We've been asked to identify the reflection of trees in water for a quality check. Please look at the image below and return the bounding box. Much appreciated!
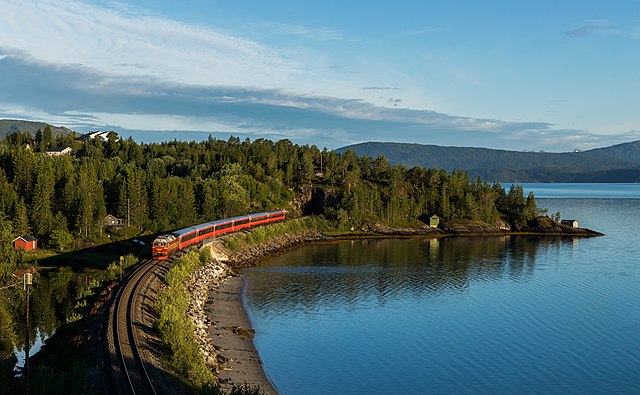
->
[245,236,576,314]
[1,267,86,354]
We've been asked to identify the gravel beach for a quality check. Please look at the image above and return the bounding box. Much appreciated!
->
[206,275,278,394]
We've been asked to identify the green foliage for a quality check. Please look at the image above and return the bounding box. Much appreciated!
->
[154,250,216,390]
[49,229,73,251]
[0,214,17,272]
[0,297,17,355]
[104,254,138,281]
[199,247,212,264]
[223,217,323,252]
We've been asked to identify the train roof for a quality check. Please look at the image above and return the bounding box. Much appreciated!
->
[172,225,200,236]
[154,234,177,242]
[170,209,286,237]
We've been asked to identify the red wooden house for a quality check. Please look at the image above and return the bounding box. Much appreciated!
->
[13,236,38,251]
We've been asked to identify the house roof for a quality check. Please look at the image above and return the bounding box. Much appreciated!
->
[14,235,37,242]
[47,146,71,152]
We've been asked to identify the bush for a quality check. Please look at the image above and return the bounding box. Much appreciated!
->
[49,229,74,251]
[103,254,139,281]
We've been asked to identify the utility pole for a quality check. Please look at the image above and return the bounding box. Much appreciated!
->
[127,198,130,227]
[24,272,32,395]
[2,271,33,394]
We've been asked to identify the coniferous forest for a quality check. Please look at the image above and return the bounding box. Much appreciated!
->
[0,127,538,272]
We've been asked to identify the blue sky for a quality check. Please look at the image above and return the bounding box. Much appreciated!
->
[1,0,640,151]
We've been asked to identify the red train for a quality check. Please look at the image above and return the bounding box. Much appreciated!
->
[151,209,287,260]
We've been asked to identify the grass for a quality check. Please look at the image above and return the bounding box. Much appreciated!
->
[222,217,328,252]
[154,250,216,390]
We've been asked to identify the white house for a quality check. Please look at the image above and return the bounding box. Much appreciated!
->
[45,147,73,156]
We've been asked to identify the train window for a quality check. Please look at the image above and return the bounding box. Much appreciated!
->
[182,232,197,242]
[162,242,166,246]
[200,226,214,236]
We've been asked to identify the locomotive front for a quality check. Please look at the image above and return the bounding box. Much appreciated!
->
[151,234,178,260]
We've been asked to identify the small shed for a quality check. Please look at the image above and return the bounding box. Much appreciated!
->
[561,219,579,228]
[103,214,124,227]
[13,236,38,250]
[429,214,441,228]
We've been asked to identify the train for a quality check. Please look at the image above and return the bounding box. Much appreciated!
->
[151,209,287,260]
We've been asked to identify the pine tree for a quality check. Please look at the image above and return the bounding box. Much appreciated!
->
[13,198,30,235]
[75,163,97,237]
[31,158,55,239]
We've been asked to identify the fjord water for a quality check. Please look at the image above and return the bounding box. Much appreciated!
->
[243,185,640,394]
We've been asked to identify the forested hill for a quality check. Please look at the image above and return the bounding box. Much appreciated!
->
[0,119,75,139]
[336,141,640,183]
[0,131,541,269]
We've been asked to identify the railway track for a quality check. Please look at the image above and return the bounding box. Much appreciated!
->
[111,259,159,395]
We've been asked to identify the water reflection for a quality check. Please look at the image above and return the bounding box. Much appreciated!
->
[0,267,98,372]
[244,236,578,316]
[245,198,640,395]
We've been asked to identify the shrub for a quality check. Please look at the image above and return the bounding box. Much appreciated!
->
[223,217,317,252]
[154,250,216,390]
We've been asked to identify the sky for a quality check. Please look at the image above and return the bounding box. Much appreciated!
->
[1,0,640,151]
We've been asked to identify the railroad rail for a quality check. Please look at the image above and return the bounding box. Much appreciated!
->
[111,259,159,395]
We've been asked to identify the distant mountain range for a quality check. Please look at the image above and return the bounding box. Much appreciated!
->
[3,119,639,183]
[0,119,75,139]
[336,141,640,183]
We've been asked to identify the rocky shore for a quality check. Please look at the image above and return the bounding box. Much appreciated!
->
[184,230,323,393]
[184,222,602,393]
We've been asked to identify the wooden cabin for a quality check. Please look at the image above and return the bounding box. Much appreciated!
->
[103,214,124,227]
[13,236,38,250]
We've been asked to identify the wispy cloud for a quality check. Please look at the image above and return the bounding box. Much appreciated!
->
[397,26,444,37]
[0,0,299,87]
[363,86,402,90]
[1,49,619,151]
[566,20,617,38]
[262,21,352,42]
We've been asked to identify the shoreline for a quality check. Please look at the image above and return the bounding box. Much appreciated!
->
[194,225,603,393]
[193,231,322,393]
[205,275,278,394]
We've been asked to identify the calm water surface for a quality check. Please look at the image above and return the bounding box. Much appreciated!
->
[243,185,640,394]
